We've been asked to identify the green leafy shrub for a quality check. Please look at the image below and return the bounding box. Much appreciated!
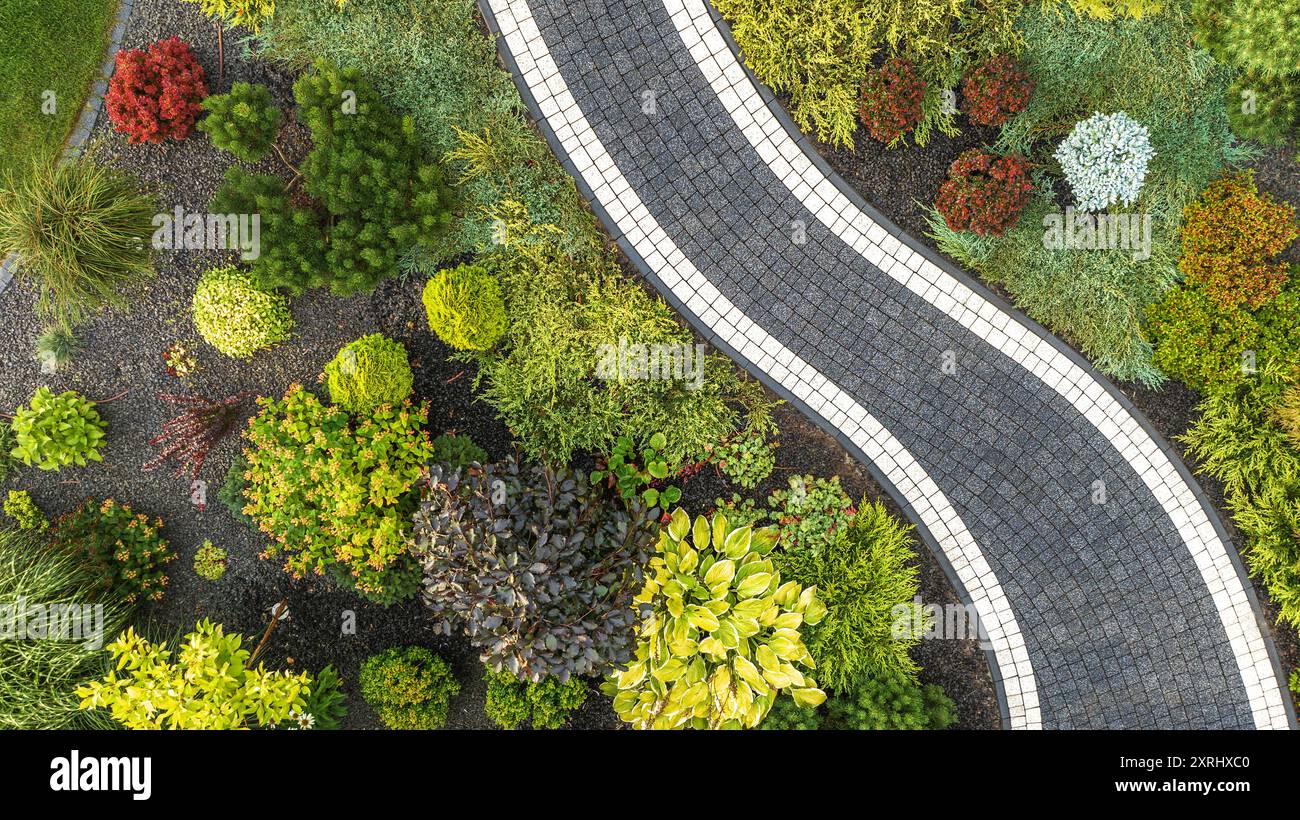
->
[0,155,155,328]
[1178,173,1296,310]
[934,149,1033,237]
[591,432,682,509]
[702,423,778,490]
[1147,285,1259,394]
[192,266,294,359]
[54,498,176,605]
[422,263,507,351]
[241,384,432,604]
[1226,70,1300,146]
[10,388,107,471]
[412,456,656,681]
[774,501,923,693]
[428,433,487,471]
[181,0,277,33]
[194,539,227,581]
[301,664,348,729]
[0,422,14,484]
[0,527,131,730]
[484,668,589,730]
[198,82,282,162]
[757,696,823,730]
[3,490,46,531]
[858,58,926,146]
[324,333,415,415]
[211,60,455,296]
[603,509,828,729]
[77,620,312,729]
[766,475,856,556]
[1192,0,1300,80]
[359,646,459,730]
[824,673,956,729]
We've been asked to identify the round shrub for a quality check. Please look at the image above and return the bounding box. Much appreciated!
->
[0,156,155,328]
[824,673,956,729]
[54,498,176,605]
[857,58,925,145]
[421,263,507,351]
[484,668,589,730]
[359,646,459,730]
[1179,173,1296,310]
[197,82,282,163]
[429,433,487,471]
[961,54,1034,127]
[1053,111,1155,211]
[10,387,107,471]
[935,149,1033,237]
[193,539,227,581]
[773,500,923,693]
[758,697,822,730]
[323,334,414,415]
[192,266,294,359]
[106,37,208,144]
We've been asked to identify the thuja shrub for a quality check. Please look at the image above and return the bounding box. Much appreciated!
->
[359,646,459,730]
[774,501,923,693]
[197,82,282,162]
[1179,173,1297,310]
[192,266,294,359]
[421,263,507,351]
[0,156,155,328]
[603,509,828,730]
[324,333,414,415]
[412,456,656,681]
[484,668,589,730]
[77,621,312,729]
[106,37,208,144]
[241,384,432,605]
[180,0,277,33]
[10,388,106,471]
[961,54,1033,127]
[935,149,1033,237]
[211,60,455,296]
[54,498,176,605]
[858,58,926,146]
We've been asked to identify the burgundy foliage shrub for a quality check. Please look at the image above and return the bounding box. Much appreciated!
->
[858,58,926,145]
[106,37,208,144]
[961,54,1034,127]
[935,149,1034,237]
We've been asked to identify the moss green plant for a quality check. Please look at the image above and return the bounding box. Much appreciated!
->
[323,333,415,415]
[359,646,460,730]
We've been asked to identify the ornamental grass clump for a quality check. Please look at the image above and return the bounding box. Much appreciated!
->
[53,498,176,605]
[935,149,1034,236]
[9,388,107,471]
[1054,111,1155,211]
[240,384,432,604]
[422,263,507,351]
[192,266,295,359]
[603,509,827,729]
[359,646,459,730]
[197,82,282,162]
[0,156,155,328]
[323,334,414,415]
[412,456,656,681]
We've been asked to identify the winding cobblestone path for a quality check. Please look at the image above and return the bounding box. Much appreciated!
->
[479,0,1296,728]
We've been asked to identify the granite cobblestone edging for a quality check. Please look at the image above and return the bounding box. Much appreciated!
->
[478,0,1297,729]
[0,0,135,295]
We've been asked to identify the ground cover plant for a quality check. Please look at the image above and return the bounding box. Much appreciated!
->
[0,0,119,181]
[359,646,459,730]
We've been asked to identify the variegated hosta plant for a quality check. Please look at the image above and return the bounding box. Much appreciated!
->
[603,509,827,729]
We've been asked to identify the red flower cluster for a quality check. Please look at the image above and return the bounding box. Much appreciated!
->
[858,58,925,145]
[961,54,1034,127]
[935,149,1033,237]
[106,37,208,144]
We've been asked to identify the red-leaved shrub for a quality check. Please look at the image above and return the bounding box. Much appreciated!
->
[961,54,1034,127]
[858,58,925,145]
[106,37,208,144]
[1180,172,1298,310]
[935,149,1033,237]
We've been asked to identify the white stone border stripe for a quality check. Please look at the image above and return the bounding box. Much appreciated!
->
[665,0,1288,728]
[487,0,1042,729]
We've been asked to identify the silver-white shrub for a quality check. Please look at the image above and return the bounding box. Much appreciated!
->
[1053,111,1155,211]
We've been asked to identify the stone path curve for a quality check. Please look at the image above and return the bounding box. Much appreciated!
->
[479,0,1296,729]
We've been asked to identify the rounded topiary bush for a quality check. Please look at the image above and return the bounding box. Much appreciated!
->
[10,387,107,471]
[192,266,294,359]
[324,333,415,415]
[935,149,1034,237]
[422,263,507,351]
[197,82,282,162]
[359,646,460,730]
[1053,111,1155,211]
[961,54,1034,127]
[857,58,925,145]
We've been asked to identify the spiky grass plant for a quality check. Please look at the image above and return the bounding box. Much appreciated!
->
[143,392,250,479]
[34,324,83,372]
[0,527,131,729]
[0,156,155,328]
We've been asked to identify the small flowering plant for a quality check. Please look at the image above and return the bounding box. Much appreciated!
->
[162,341,199,379]
[54,498,176,604]
[1054,111,1155,211]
